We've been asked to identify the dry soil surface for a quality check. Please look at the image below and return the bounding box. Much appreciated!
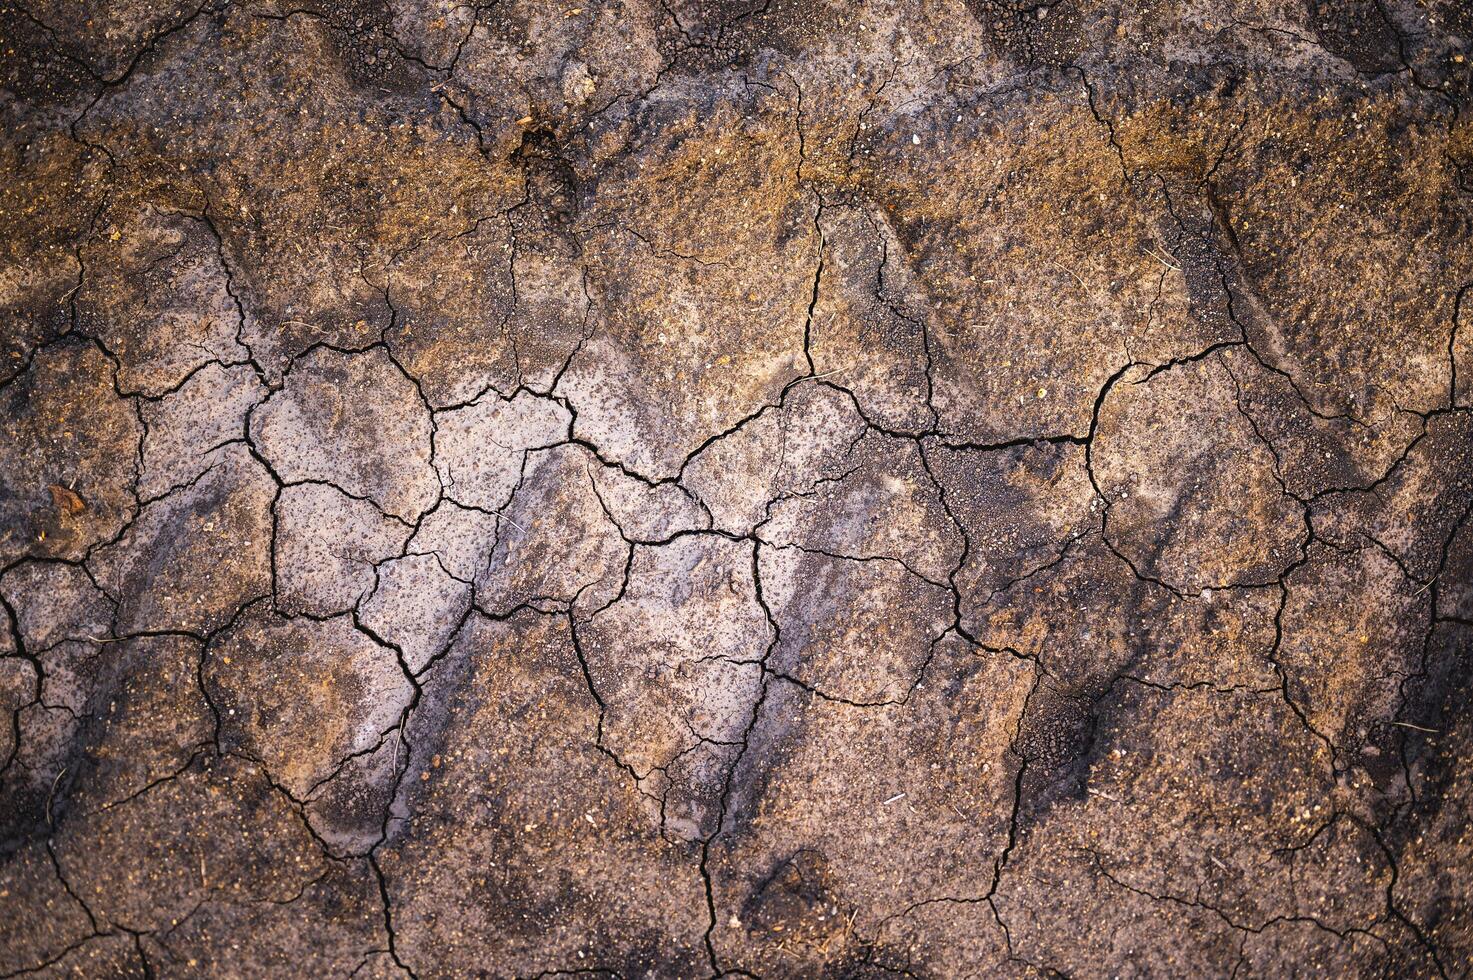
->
[2,0,1473,976]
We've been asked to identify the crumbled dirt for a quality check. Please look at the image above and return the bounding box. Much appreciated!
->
[2,0,1472,976]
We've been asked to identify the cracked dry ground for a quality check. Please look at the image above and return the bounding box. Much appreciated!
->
[3,2,1473,979]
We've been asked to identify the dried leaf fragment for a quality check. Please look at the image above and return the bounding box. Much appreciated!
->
[47,484,85,517]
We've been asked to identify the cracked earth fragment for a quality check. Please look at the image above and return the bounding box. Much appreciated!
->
[2,0,1472,976]
[251,346,439,522]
